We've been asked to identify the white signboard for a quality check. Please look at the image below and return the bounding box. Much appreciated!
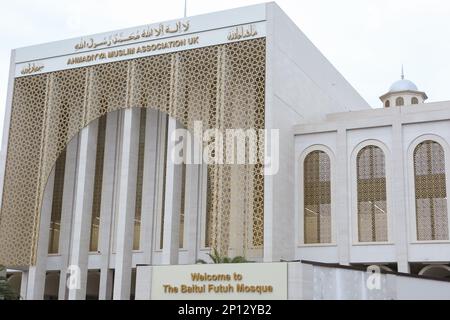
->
[13,4,267,78]
[146,263,287,300]
[15,22,265,78]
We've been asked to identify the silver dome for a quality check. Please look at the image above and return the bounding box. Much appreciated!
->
[389,79,418,92]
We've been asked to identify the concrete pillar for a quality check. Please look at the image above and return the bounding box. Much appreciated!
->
[97,111,119,300]
[26,171,55,300]
[287,262,304,300]
[20,271,28,300]
[336,128,350,265]
[57,134,79,300]
[0,50,17,212]
[161,117,183,265]
[301,263,314,300]
[392,121,410,273]
[67,121,99,300]
[263,2,275,263]
[99,269,114,300]
[113,108,141,300]
[140,109,159,265]
[135,266,153,300]
[185,163,201,263]
[198,164,209,251]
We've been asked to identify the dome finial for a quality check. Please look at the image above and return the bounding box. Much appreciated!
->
[401,64,404,80]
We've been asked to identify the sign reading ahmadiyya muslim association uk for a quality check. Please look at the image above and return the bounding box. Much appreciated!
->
[150,263,287,300]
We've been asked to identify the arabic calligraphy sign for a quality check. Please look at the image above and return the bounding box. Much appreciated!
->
[75,20,190,51]
[227,24,258,41]
[15,21,265,78]
[20,63,44,75]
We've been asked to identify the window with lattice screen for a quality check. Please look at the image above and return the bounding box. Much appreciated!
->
[356,145,388,242]
[303,151,332,244]
[414,140,449,241]
[396,97,404,106]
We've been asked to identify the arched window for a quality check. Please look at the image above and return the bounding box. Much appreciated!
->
[411,97,419,105]
[396,97,404,106]
[356,145,388,242]
[384,100,390,108]
[304,150,331,244]
[413,140,449,240]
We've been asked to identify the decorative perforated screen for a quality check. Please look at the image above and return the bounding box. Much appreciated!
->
[0,38,266,266]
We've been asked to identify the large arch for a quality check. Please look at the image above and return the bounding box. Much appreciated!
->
[0,38,266,267]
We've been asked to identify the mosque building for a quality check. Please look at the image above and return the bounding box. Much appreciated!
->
[1,3,450,300]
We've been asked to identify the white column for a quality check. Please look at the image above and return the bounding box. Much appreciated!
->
[185,164,201,263]
[263,8,275,262]
[154,112,168,253]
[67,121,99,300]
[0,50,16,212]
[20,271,28,299]
[57,134,79,300]
[26,171,55,300]
[140,109,159,265]
[99,269,114,300]
[336,128,350,265]
[198,164,209,253]
[113,108,141,300]
[135,266,152,300]
[392,121,410,273]
[98,111,119,300]
[161,117,183,265]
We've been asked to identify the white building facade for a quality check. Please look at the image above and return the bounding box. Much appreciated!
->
[295,78,450,279]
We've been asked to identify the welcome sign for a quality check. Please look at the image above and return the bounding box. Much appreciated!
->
[137,263,287,300]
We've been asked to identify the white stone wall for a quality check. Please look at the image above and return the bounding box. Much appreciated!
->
[21,109,197,300]
[9,3,373,299]
[294,102,450,270]
[296,262,450,300]
[263,3,369,263]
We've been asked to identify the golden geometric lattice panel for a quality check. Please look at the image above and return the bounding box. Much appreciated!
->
[303,151,332,244]
[414,140,449,241]
[0,38,266,267]
[356,145,388,242]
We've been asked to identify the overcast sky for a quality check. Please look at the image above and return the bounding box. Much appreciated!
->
[1,0,450,141]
